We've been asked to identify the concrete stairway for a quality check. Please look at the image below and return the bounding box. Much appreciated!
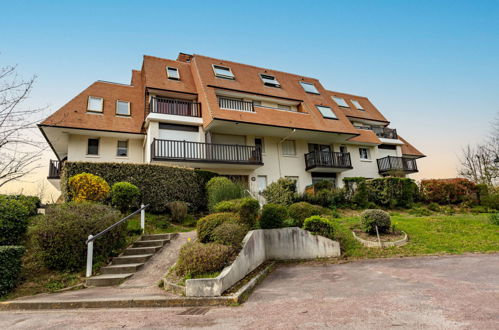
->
[86,233,175,287]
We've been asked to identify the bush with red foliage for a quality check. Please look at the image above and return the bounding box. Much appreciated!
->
[420,178,477,205]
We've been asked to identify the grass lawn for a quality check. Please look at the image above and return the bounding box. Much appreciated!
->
[336,213,499,259]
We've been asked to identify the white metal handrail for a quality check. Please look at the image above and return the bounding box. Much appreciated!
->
[86,204,148,277]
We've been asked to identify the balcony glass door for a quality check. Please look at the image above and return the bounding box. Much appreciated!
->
[308,144,332,166]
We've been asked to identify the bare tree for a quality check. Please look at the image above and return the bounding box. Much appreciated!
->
[0,64,45,187]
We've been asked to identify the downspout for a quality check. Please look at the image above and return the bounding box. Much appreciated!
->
[277,129,296,178]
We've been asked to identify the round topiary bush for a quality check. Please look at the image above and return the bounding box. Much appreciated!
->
[32,202,126,271]
[261,178,296,206]
[259,203,288,229]
[175,242,235,277]
[214,198,260,228]
[111,182,140,213]
[360,209,391,234]
[303,215,335,238]
[212,222,248,247]
[196,212,239,243]
[288,202,325,227]
[206,177,246,212]
[68,173,110,202]
[0,197,30,245]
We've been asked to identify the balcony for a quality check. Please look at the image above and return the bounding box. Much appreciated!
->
[357,126,398,139]
[150,97,201,117]
[218,97,255,112]
[305,151,353,171]
[48,160,61,179]
[151,139,263,166]
[377,156,418,174]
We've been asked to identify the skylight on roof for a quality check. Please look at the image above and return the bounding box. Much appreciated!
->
[351,100,364,110]
[299,81,320,94]
[260,74,280,88]
[316,105,337,119]
[332,96,349,108]
[213,65,235,79]
[167,67,180,80]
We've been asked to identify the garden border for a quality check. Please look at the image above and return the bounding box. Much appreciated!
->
[352,231,408,248]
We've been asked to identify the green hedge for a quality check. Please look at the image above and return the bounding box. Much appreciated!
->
[61,162,217,213]
[0,197,30,246]
[0,246,25,297]
[0,194,40,217]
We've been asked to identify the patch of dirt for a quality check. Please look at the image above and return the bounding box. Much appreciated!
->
[353,229,405,242]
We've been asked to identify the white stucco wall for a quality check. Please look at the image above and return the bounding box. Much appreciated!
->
[67,134,144,163]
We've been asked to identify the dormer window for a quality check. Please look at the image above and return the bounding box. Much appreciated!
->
[332,96,349,108]
[167,67,180,80]
[213,65,235,79]
[260,74,280,87]
[316,105,337,119]
[87,96,103,113]
[351,100,364,110]
[299,81,320,94]
[116,100,130,116]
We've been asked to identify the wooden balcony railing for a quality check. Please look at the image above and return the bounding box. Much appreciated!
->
[150,97,201,117]
[305,151,352,170]
[48,160,61,179]
[218,97,255,112]
[377,156,418,174]
[151,139,263,165]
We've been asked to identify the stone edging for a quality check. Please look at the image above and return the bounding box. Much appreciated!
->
[352,231,408,248]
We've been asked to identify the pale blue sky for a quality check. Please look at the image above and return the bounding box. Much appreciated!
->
[1,0,499,184]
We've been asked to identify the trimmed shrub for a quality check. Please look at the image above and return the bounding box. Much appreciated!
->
[1,195,41,217]
[61,162,217,213]
[301,189,347,208]
[261,178,296,206]
[196,212,239,243]
[489,213,499,225]
[0,246,25,297]
[408,206,432,217]
[214,198,259,228]
[313,180,334,191]
[360,209,391,234]
[32,202,126,271]
[206,177,246,212]
[212,222,248,247]
[67,173,110,202]
[427,202,441,212]
[259,203,288,229]
[481,193,499,210]
[111,182,140,213]
[168,201,188,223]
[288,202,325,227]
[420,178,477,205]
[175,242,235,277]
[367,177,418,208]
[0,197,30,245]
[303,216,335,238]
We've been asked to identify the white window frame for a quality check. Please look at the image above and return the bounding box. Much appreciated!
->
[212,64,235,79]
[299,81,320,94]
[166,66,180,80]
[257,175,268,193]
[259,73,280,87]
[282,140,297,156]
[87,138,100,156]
[351,99,364,110]
[332,96,349,108]
[359,147,371,160]
[116,100,130,116]
[87,96,103,113]
[316,105,337,119]
[116,140,128,157]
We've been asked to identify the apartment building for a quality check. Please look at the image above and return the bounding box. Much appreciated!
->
[40,53,424,194]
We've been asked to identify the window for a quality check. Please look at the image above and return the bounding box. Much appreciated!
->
[277,104,291,111]
[351,100,364,110]
[117,140,128,157]
[87,138,99,155]
[282,140,296,156]
[299,81,320,94]
[359,147,370,160]
[116,100,130,116]
[311,173,336,187]
[316,105,337,119]
[159,123,199,132]
[167,67,180,80]
[213,65,235,79]
[260,74,280,87]
[255,137,265,153]
[378,144,397,150]
[87,96,103,112]
[339,145,348,153]
[257,175,268,193]
[332,96,349,108]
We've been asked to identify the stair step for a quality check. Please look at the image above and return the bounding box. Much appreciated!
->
[86,273,133,287]
[141,233,173,241]
[112,254,153,265]
[100,263,144,274]
[133,239,169,248]
[122,246,161,255]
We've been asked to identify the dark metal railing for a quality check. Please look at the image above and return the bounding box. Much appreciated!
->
[372,127,398,139]
[305,151,352,170]
[377,156,418,173]
[48,160,61,178]
[218,97,255,112]
[151,139,263,165]
[150,97,201,117]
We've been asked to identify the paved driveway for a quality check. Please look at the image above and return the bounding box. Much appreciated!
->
[1,254,498,329]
